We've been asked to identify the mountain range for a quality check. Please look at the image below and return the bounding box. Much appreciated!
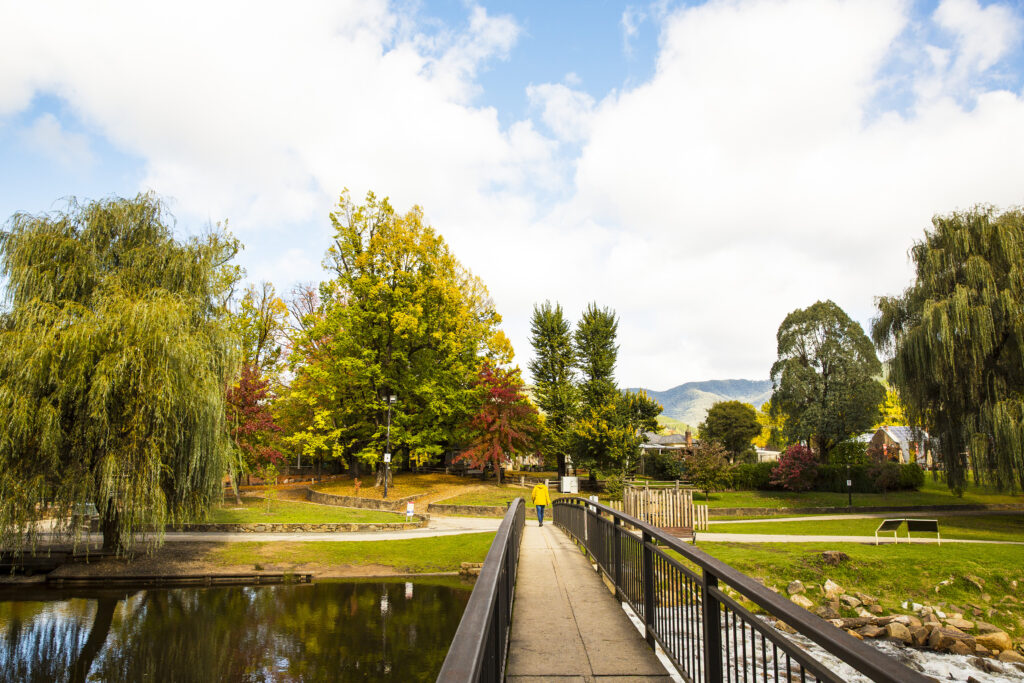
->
[629,379,773,431]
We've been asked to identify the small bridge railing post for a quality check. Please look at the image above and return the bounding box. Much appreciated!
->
[612,516,622,599]
[642,530,656,648]
[701,568,723,683]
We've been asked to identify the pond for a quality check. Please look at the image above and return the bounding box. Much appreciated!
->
[0,578,471,682]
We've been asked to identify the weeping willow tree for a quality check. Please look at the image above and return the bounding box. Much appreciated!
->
[873,206,1024,493]
[0,194,239,555]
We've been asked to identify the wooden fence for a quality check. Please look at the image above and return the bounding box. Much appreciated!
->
[622,483,708,532]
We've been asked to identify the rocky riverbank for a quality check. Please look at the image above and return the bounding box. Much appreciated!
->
[770,552,1024,673]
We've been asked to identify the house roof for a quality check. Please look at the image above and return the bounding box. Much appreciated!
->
[645,432,690,446]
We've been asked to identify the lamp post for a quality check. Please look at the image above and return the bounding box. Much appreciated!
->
[383,394,396,499]
[846,454,853,509]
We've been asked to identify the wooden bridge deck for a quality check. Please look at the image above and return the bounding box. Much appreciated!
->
[506,523,673,682]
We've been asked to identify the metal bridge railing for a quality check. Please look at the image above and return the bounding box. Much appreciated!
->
[553,497,929,683]
[436,497,525,682]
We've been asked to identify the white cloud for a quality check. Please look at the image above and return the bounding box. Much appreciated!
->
[622,6,646,56]
[4,0,1024,390]
[23,113,92,168]
[934,0,1020,74]
[526,83,596,144]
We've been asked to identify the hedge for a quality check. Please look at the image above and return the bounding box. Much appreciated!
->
[723,462,924,494]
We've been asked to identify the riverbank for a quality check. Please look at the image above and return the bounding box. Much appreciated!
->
[1,533,496,582]
[696,541,1024,663]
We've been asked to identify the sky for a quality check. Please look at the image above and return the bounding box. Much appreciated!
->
[2,0,1024,391]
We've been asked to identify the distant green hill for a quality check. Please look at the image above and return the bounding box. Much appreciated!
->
[631,379,772,430]
[656,415,692,434]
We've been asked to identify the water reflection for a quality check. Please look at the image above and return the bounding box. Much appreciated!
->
[0,579,470,682]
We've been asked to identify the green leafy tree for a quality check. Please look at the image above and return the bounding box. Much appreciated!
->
[617,389,663,473]
[754,398,786,451]
[770,300,885,464]
[684,441,732,501]
[873,206,1024,492]
[699,401,760,463]
[528,301,578,477]
[231,281,288,378]
[315,190,509,486]
[0,195,238,554]
[573,303,621,480]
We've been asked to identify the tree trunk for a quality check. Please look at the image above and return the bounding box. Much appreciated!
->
[557,454,566,479]
[497,465,504,485]
[100,500,122,554]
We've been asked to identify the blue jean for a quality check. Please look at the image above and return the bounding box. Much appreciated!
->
[536,505,545,524]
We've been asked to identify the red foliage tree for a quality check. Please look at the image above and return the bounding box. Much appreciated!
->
[226,363,284,473]
[456,363,539,483]
[770,444,819,491]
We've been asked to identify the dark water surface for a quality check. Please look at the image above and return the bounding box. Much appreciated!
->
[0,578,470,682]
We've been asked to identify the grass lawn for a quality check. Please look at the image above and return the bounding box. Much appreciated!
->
[212,532,495,574]
[690,541,1024,634]
[709,513,1024,543]
[442,486,566,507]
[312,472,483,501]
[697,476,1024,509]
[201,496,405,524]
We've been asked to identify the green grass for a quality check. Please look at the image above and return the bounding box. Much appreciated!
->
[691,541,1024,634]
[312,472,479,500]
[709,513,1024,542]
[202,496,405,524]
[698,476,1024,509]
[441,487,564,507]
[212,532,496,573]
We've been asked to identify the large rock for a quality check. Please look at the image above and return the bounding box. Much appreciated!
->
[929,627,975,653]
[815,605,840,620]
[885,622,913,644]
[976,630,1013,652]
[945,617,975,631]
[839,617,872,629]
[998,650,1024,664]
[787,580,806,595]
[821,551,850,566]
[950,641,974,656]
[910,627,929,647]
[840,595,862,609]
[824,579,844,599]
[791,594,814,610]
[857,625,885,638]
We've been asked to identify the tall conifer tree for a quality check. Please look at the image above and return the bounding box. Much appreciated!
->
[528,301,577,477]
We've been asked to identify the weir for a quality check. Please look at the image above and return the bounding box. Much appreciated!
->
[438,496,931,683]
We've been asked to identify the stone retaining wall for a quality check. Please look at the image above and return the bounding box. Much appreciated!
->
[172,517,428,533]
[306,488,422,512]
[712,502,1024,517]
[428,503,506,517]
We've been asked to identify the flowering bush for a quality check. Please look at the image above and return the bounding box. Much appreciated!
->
[770,445,819,491]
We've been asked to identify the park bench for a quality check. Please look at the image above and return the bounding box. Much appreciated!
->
[875,519,903,545]
[874,518,941,545]
[906,518,941,545]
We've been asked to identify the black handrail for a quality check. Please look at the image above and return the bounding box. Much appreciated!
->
[554,497,930,683]
[436,496,525,682]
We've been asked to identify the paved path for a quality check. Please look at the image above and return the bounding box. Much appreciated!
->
[696,532,1024,545]
[42,515,503,544]
[709,509,1024,525]
[506,522,673,682]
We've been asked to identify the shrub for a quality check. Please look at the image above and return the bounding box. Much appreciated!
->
[814,464,876,493]
[899,463,925,490]
[731,462,775,490]
[604,474,625,501]
[870,461,901,494]
[645,450,686,480]
[685,441,733,500]
[770,445,819,491]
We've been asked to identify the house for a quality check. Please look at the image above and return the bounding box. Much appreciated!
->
[858,426,933,467]
[755,448,781,463]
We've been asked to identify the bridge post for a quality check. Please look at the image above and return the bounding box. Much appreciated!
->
[642,530,656,648]
[701,569,723,683]
[612,516,622,600]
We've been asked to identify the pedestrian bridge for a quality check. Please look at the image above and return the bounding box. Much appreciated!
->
[437,498,930,683]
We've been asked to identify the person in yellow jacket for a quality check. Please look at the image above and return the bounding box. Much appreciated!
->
[530,482,552,526]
